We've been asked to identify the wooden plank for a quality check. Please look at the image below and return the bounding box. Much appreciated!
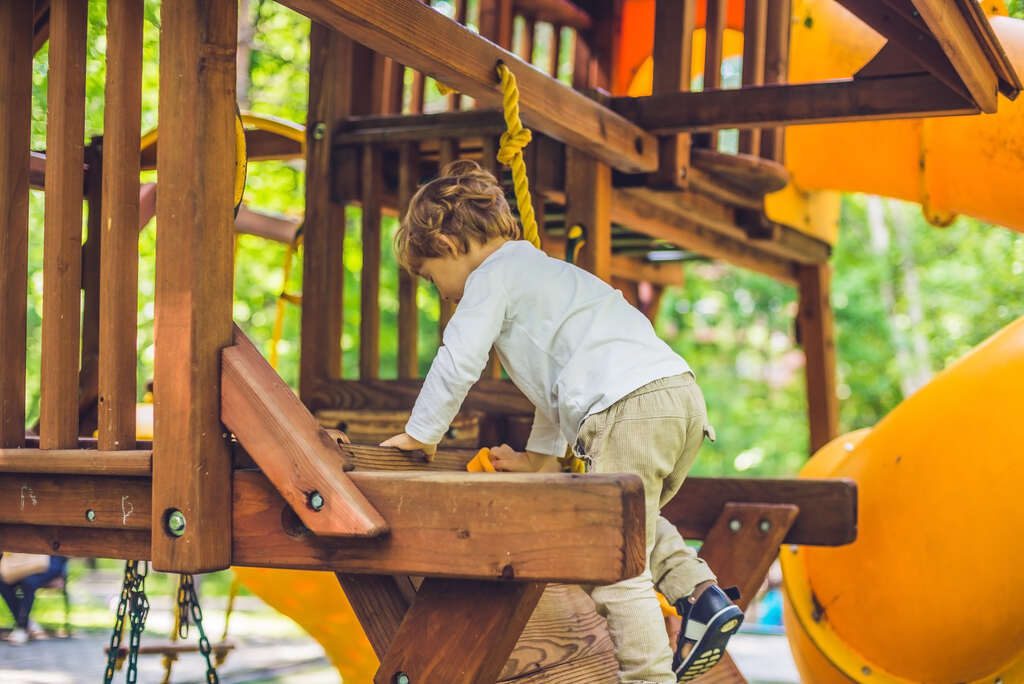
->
[222,326,388,538]
[232,469,646,583]
[0,0,34,448]
[759,0,791,162]
[301,27,374,401]
[480,134,505,381]
[697,503,798,610]
[907,0,998,112]
[612,73,976,133]
[696,0,727,150]
[798,264,839,454]
[360,143,383,379]
[39,0,88,449]
[663,476,856,546]
[503,648,618,683]
[0,524,150,560]
[98,0,144,451]
[277,0,657,173]
[335,573,413,659]
[310,378,534,415]
[565,148,611,282]
[738,0,767,154]
[437,137,459,336]
[397,141,420,379]
[375,578,545,684]
[0,449,151,477]
[650,0,695,189]
[334,108,506,144]
[479,0,515,49]
[521,16,537,64]
[609,256,683,287]
[498,583,616,682]
[0,473,150,530]
[152,0,237,573]
[692,654,747,684]
[317,408,482,449]
[450,0,470,110]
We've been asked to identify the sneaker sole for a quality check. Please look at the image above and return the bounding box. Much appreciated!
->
[675,606,744,682]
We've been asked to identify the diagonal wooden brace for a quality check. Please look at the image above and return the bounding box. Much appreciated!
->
[375,577,546,684]
[222,325,387,537]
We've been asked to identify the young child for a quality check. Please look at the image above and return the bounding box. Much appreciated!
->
[382,160,743,683]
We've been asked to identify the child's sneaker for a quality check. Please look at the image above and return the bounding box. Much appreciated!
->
[7,627,28,646]
[672,585,743,681]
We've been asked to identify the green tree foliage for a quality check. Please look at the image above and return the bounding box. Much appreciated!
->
[21,2,1024,481]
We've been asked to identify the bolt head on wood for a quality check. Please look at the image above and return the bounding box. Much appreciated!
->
[166,509,187,537]
[308,491,325,512]
[312,122,327,140]
[394,673,410,684]
[729,518,742,532]
[759,519,771,532]
[85,509,96,522]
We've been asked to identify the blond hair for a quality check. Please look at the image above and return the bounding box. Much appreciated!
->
[395,159,520,273]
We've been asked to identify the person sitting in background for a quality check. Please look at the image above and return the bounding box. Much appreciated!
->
[0,554,68,645]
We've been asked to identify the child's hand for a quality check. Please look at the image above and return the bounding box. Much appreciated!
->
[380,432,437,459]
[490,445,561,472]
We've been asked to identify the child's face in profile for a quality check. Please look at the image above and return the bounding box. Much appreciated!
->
[418,252,473,304]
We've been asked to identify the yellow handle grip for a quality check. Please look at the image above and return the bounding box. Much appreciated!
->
[466,448,496,473]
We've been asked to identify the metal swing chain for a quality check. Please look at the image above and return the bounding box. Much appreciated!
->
[124,560,150,684]
[180,574,220,684]
[103,561,134,683]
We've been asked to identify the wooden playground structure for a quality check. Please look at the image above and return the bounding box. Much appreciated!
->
[1,0,1018,682]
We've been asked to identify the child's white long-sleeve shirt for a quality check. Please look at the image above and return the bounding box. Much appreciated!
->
[404,240,690,456]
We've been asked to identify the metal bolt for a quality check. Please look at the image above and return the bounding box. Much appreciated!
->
[85,509,96,522]
[166,509,187,537]
[728,519,742,532]
[995,679,1004,684]
[759,519,772,533]
[861,666,872,676]
[394,673,410,684]
[312,122,327,140]
[308,491,325,512]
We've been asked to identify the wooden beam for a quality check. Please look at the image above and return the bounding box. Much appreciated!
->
[335,573,413,659]
[0,449,151,477]
[99,0,144,451]
[301,27,374,402]
[152,0,237,573]
[514,0,591,31]
[907,0,998,112]
[798,264,839,454]
[650,0,695,189]
[397,141,420,379]
[663,476,856,547]
[276,0,657,173]
[566,148,611,281]
[0,0,33,448]
[309,378,534,415]
[612,188,799,283]
[232,468,646,583]
[611,73,977,133]
[222,326,387,538]
[0,473,150,530]
[375,578,545,684]
[40,0,88,449]
[0,524,150,560]
[696,503,799,610]
[334,108,506,145]
[360,143,383,379]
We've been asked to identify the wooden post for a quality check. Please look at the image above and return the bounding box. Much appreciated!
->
[40,0,88,449]
[98,0,143,451]
[360,142,382,379]
[375,578,545,684]
[566,148,611,282]
[650,0,694,189]
[152,0,237,572]
[480,136,503,379]
[397,142,420,379]
[0,0,34,448]
[335,573,413,659]
[479,0,514,50]
[798,264,839,454]
[738,0,767,155]
[760,0,791,162]
[695,0,727,149]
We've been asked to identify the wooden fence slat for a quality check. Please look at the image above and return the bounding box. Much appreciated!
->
[359,143,383,379]
[152,0,237,572]
[566,148,611,282]
[397,141,420,379]
[760,0,791,161]
[798,263,839,453]
[80,141,102,438]
[0,0,34,448]
[696,0,727,150]
[650,0,695,189]
[40,0,88,449]
[437,138,459,337]
[738,0,767,155]
[99,0,144,451]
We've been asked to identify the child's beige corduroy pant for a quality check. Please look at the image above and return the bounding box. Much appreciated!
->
[580,373,718,684]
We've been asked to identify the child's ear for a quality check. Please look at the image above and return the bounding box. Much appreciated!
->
[437,234,460,257]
